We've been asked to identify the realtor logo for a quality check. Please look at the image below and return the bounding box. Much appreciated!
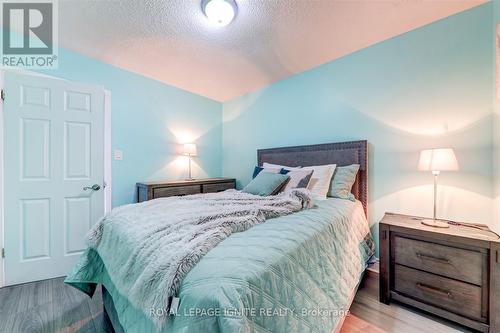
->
[1,0,58,68]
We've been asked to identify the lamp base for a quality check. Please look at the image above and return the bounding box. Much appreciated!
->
[421,219,450,228]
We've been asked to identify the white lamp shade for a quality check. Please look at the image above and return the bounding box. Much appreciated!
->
[182,143,197,156]
[418,148,459,172]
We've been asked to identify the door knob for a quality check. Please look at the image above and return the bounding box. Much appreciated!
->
[83,184,101,191]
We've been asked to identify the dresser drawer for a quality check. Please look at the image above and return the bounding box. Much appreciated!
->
[394,265,482,320]
[202,182,234,193]
[153,185,201,198]
[394,236,484,285]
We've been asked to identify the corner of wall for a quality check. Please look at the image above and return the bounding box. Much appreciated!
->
[492,1,500,233]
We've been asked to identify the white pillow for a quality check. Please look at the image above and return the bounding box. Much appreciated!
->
[301,164,337,199]
[260,167,282,174]
[263,162,302,170]
[281,169,314,191]
[252,166,282,179]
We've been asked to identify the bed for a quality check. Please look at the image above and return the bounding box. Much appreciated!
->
[65,140,374,333]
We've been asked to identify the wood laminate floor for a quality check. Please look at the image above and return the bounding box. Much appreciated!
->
[0,277,110,333]
[0,274,474,333]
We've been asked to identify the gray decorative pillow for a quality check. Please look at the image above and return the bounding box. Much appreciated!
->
[242,172,290,196]
[328,164,360,201]
[281,169,314,191]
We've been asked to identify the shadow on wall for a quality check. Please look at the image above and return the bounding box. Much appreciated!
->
[222,2,494,243]
[149,125,223,181]
[494,93,500,234]
[113,121,223,205]
[222,88,493,235]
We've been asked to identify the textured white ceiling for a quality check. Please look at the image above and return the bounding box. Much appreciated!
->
[59,0,486,101]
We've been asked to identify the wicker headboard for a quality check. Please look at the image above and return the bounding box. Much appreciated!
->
[257,140,368,216]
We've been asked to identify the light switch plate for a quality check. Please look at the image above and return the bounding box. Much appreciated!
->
[114,149,123,161]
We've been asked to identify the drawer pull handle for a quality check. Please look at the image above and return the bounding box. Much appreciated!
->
[416,252,450,264]
[416,282,452,298]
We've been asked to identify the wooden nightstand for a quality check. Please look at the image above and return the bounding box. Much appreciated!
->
[136,178,236,203]
[379,213,500,333]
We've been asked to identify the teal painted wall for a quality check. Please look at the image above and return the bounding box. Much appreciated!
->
[5,4,495,253]
[38,49,223,207]
[493,1,500,232]
[223,4,495,252]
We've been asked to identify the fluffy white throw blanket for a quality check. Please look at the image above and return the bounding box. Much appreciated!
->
[87,189,313,327]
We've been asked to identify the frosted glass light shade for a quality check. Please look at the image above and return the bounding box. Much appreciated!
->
[203,0,236,26]
[418,148,459,172]
[182,143,197,156]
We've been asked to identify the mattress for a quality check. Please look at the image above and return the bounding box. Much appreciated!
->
[66,197,374,333]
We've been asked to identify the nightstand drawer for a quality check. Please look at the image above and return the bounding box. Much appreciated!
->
[153,185,201,198]
[394,265,482,320]
[394,236,483,285]
[137,178,236,202]
[202,182,234,193]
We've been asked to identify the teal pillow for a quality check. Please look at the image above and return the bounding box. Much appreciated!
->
[242,172,290,196]
[328,164,360,201]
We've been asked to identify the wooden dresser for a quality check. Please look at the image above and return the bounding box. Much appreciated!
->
[136,178,236,202]
[379,213,500,333]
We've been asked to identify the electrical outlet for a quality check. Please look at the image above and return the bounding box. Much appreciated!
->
[114,149,123,161]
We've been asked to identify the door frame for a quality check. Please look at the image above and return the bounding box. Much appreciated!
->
[0,69,112,287]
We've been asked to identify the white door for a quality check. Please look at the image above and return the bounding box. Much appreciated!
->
[4,71,105,285]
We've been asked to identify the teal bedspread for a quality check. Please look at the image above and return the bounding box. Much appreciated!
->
[66,198,374,333]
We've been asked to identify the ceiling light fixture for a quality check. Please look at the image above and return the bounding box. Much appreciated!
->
[202,0,237,27]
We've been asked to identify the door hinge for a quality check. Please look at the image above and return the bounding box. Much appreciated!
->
[1,89,5,101]
[1,248,4,258]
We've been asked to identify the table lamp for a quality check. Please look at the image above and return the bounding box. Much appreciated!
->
[418,148,459,228]
[182,143,197,180]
